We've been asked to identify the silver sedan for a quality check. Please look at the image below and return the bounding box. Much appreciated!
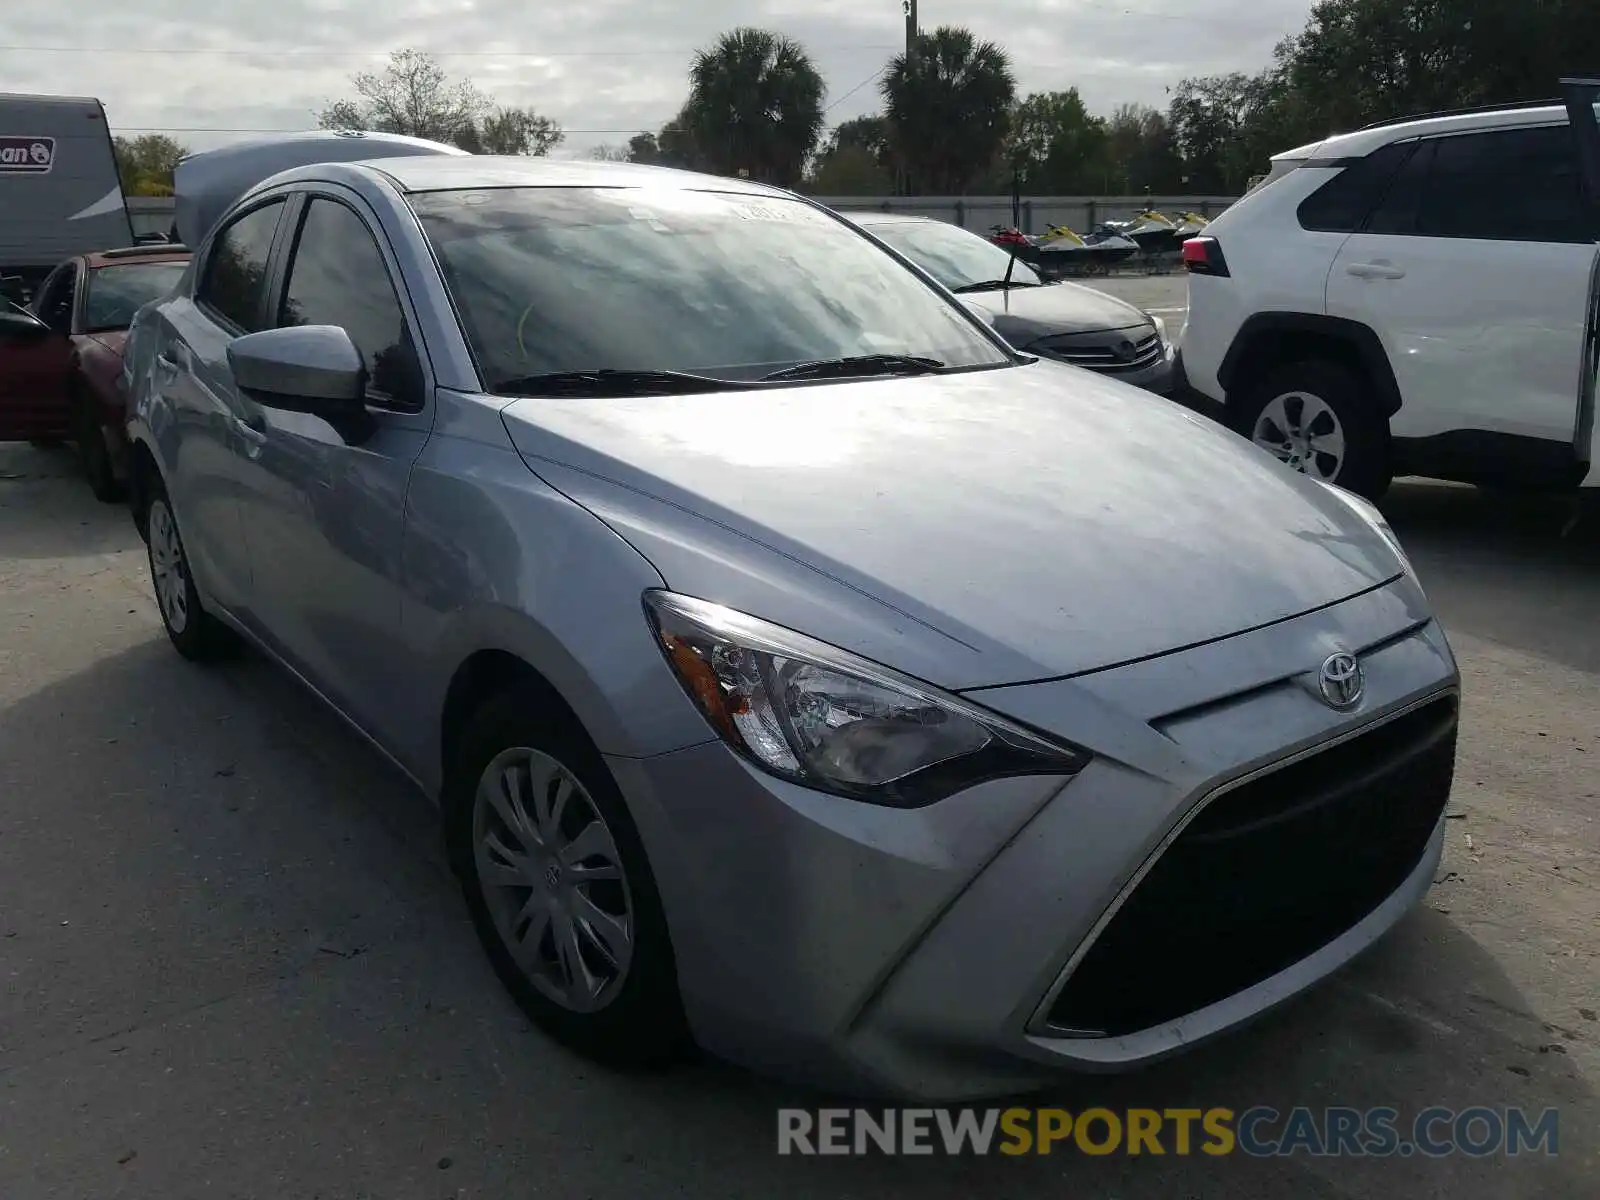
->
[124,146,1460,1102]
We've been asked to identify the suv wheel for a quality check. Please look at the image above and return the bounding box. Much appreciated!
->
[446,687,692,1068]
[144,482,241,661]
[1234,360,1391,500]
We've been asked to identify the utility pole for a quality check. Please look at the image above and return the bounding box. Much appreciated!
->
[897,0,919,198]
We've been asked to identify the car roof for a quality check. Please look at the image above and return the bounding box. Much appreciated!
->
[321,154,794,198]
[841,211,931,225]
[84,247,191,268]
[1275,102,1568,163]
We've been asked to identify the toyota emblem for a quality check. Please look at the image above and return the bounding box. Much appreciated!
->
[1317,651,1364,710]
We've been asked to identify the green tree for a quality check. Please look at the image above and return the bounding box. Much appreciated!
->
[805,115,894,193]
[1171,0,1600,190]
[1105,104,1186,194]
[625,107,705,169]
[1006,90,1111,194]
[683,28,826,185]
[460,107,564,156]
[1167,72,1292,193]
[881,25,1016,195]
[317,48,561,154]
[112,133,187,196]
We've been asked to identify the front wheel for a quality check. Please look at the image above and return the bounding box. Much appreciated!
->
[1233,360,1392,500]
[446,688,691,1068]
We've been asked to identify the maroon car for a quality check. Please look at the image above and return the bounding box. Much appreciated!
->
[0,245,189,500]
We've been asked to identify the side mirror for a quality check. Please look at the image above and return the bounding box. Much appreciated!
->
[227,325,373,440]
[0,307,50,338]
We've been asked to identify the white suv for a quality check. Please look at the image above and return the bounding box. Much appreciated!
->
[1180,79,1600,499]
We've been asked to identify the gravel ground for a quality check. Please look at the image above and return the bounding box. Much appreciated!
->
[0,377,1595,1199]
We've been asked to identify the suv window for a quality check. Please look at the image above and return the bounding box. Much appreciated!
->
[197,200,285,331]
[1370,126,1588,243]
[1297,141,1415,233]
[277,197,420,409]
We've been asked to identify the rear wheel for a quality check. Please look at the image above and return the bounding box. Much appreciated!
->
[1233,360,1391,500]
[144,480,240,661]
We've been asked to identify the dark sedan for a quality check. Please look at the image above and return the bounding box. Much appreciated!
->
[845,213,1176,394]
[0,245,190,499]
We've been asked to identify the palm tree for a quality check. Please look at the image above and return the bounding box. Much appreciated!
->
[684,28,827,186]
[881,26,1017,195]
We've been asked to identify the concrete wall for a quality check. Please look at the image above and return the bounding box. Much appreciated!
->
[811,195,1240,234]
[126,193,1240,240]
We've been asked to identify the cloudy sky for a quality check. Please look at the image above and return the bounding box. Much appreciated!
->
[5,0,1317,157]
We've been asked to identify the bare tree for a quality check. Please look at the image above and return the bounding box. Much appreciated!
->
[318,49,561,154]
[590,143,632,162]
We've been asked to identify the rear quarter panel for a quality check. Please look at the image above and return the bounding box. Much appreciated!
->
[1183,167,1353,401]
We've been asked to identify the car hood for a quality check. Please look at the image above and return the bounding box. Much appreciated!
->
[499,362,1404,685]
[967,281,1150,346]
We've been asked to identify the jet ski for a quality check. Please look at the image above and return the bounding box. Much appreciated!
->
[1109,210,1184,257]
[1033,224,1137,276]
[1173,211,1210,239]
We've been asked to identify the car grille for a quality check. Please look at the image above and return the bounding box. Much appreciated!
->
[1038,330,1164,375]
[1042,695,1458,1038]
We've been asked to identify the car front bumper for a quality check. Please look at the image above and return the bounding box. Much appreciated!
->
[607,578,1458,1101]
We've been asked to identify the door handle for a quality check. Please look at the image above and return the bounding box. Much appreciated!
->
[1345,261,1406,280]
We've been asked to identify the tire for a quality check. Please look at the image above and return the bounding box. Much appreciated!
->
[445,686,692,1069]
[75,393,123,504]
[143,479,241,661]
[1232,359,1392,501]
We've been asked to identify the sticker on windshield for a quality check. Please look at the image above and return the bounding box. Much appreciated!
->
[0,136,55,174]
[730,203,804,223]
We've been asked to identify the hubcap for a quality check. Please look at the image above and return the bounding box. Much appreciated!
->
[1252,391,1347,482]
[147,499,190,635]
[472,747,634,1013]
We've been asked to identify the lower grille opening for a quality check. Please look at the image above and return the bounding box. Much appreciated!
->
[1044,696,1457,1038]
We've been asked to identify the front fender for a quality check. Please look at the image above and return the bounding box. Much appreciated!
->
[397,423,718,795]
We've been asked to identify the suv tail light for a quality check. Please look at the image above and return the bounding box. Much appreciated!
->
[1182,236,1229,277]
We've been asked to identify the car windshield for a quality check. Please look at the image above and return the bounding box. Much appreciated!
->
[84,262,188,332]
[861,220,1044,290]
[408,187,1012,392]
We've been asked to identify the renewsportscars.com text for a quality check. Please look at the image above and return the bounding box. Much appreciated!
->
[776,1106,1560,1158]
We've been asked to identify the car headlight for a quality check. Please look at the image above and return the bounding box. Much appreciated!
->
[644,591,1087,807]
[1148,313,1168,344]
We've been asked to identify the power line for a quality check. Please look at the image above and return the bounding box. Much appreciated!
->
[0,42,899,59]
[824,67,887,115]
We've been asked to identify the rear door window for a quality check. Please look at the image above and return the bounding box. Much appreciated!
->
[196,200,286,331]
[1373,126,1589,243]
[1297,141,1416,233]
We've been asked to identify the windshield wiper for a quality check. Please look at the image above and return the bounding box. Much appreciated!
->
[950,279,1039,293]
[491,368,743,397]
[760,354,946,383]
